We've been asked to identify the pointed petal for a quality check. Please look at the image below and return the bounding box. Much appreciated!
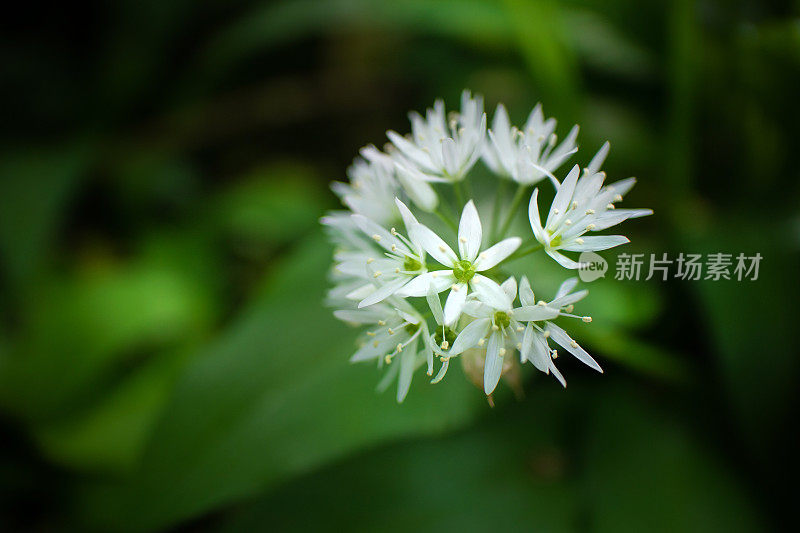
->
[458,200,482,261]
[394,198,419,230]
[512,305,559,322]
[395,165,438,211]
[396,343,417,403]
[426,284,444,325]
[357,277,409,308]
[546,164,580,228]
[518,275,535,306]
[409,222,457,266]
[530,331,552,372]
[500,277,517,301]
[556,277,579,298]
[471,275,511,310]
[483,331,504,394]
[549,289,588,308]
[450,317,491,355]
[546,322,603,372]
[474,237,521,271]
[351,214,410,255]
[443,283,468,326]
[396,271,454,297]
[546,250,582,269]
[562,235,629,252]
[587,141,610,174]
[431,357,450,384]
[528,188,547,242]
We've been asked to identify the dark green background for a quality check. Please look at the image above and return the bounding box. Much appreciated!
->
[1,0,798,531]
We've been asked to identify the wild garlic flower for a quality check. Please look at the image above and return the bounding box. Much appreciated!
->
[528,145,653,269]
[324,91,652,402]
[483,103,578,185]
[388,90,486,183]
[397,200,520,326]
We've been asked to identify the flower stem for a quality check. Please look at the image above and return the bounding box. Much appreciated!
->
[453,180,465,208]
[434,208,458,233]
[490,178,508,241]
[506,243,543,262]
[497,184,529,238]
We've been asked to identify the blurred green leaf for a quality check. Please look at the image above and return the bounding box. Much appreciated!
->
[77,232,485,531]
[214,161,324,249]
[0,145,91,287]
[583,388,763,532]
[0,234,216,420]
[218,389,578,533]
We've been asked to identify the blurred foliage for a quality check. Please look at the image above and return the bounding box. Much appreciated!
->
[0,0,798,531]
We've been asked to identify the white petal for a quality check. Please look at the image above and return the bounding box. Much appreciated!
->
[396,342,417,403]
[450,317,491,355]
[546,250,582,269]
[561,235,629,252]
[549,290,588,309]
[546,322,602,372]
[528,188,547,243]
[530,331,552,373]
[443,283,468,326]
[546,164,580,229]
[519,323,534,362]
[549,361,567,388]
[351,214,410,255]
[500,277,517,301]
[458,200,482,261]
[394,198,419,230]
[483,331,504,395]
[470,275,511,310]
[518,275,535,306]
[474,237,521,271]
[395,165,438,212]
[442,138,459,176]
[426,284,444,326]
[555,277,579,298]
[358,277,409,308]
[396,271,454,297]
[430,357,450,384]
[587,141,610,174]
[334,309,386,324]
[409,222,457,266]
[512,305,559,322]
[387,130,434,171]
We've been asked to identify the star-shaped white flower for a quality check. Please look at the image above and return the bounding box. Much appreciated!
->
[349,199,428,308]
[446,277,559,394]
[397,200,521,326]
[483,103,578,185]
[388,90,486,183]
[529,145,653,269]
[335,298,431,403]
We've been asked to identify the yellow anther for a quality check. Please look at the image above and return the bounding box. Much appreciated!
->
[582,316,592,323]
[390,227,398,235]
[459,237,467,243]
[478,338,485,346]
[586,224,596,230]
[492,325,499,331]
[614,194,623,202]
[373,340,380,347]
[499,348,507,356]
[391,244,397,251]
[366,331,376,337]
[570,341,579,348]
[565,219,572,226]
[543,331,551,338]
[373,271,382,278]
[396,343,404,352]
[607,204,615,210]
[387,328,394,335]
[585,209,595,215]
[516,326,524,332]
[372,234,381,241]
[575,238,584,245]
[551,350,558,359]
[439,245,447,253]
[378,320,386,326]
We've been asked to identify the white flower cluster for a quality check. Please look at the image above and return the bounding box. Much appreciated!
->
[323,91,651,402]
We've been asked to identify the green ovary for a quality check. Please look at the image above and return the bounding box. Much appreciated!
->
[404,322,420,335]
[493,311,510,330]
[403,256,422,272]
[452,260,476,283]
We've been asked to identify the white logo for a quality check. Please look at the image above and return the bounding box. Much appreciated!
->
[578,252,607,282]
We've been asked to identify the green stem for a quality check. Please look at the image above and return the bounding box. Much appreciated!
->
[497,184,529,238]
[490,178,508,241]
[453,180,465,208]
[434,208,458,234]
[506,243,543,263]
